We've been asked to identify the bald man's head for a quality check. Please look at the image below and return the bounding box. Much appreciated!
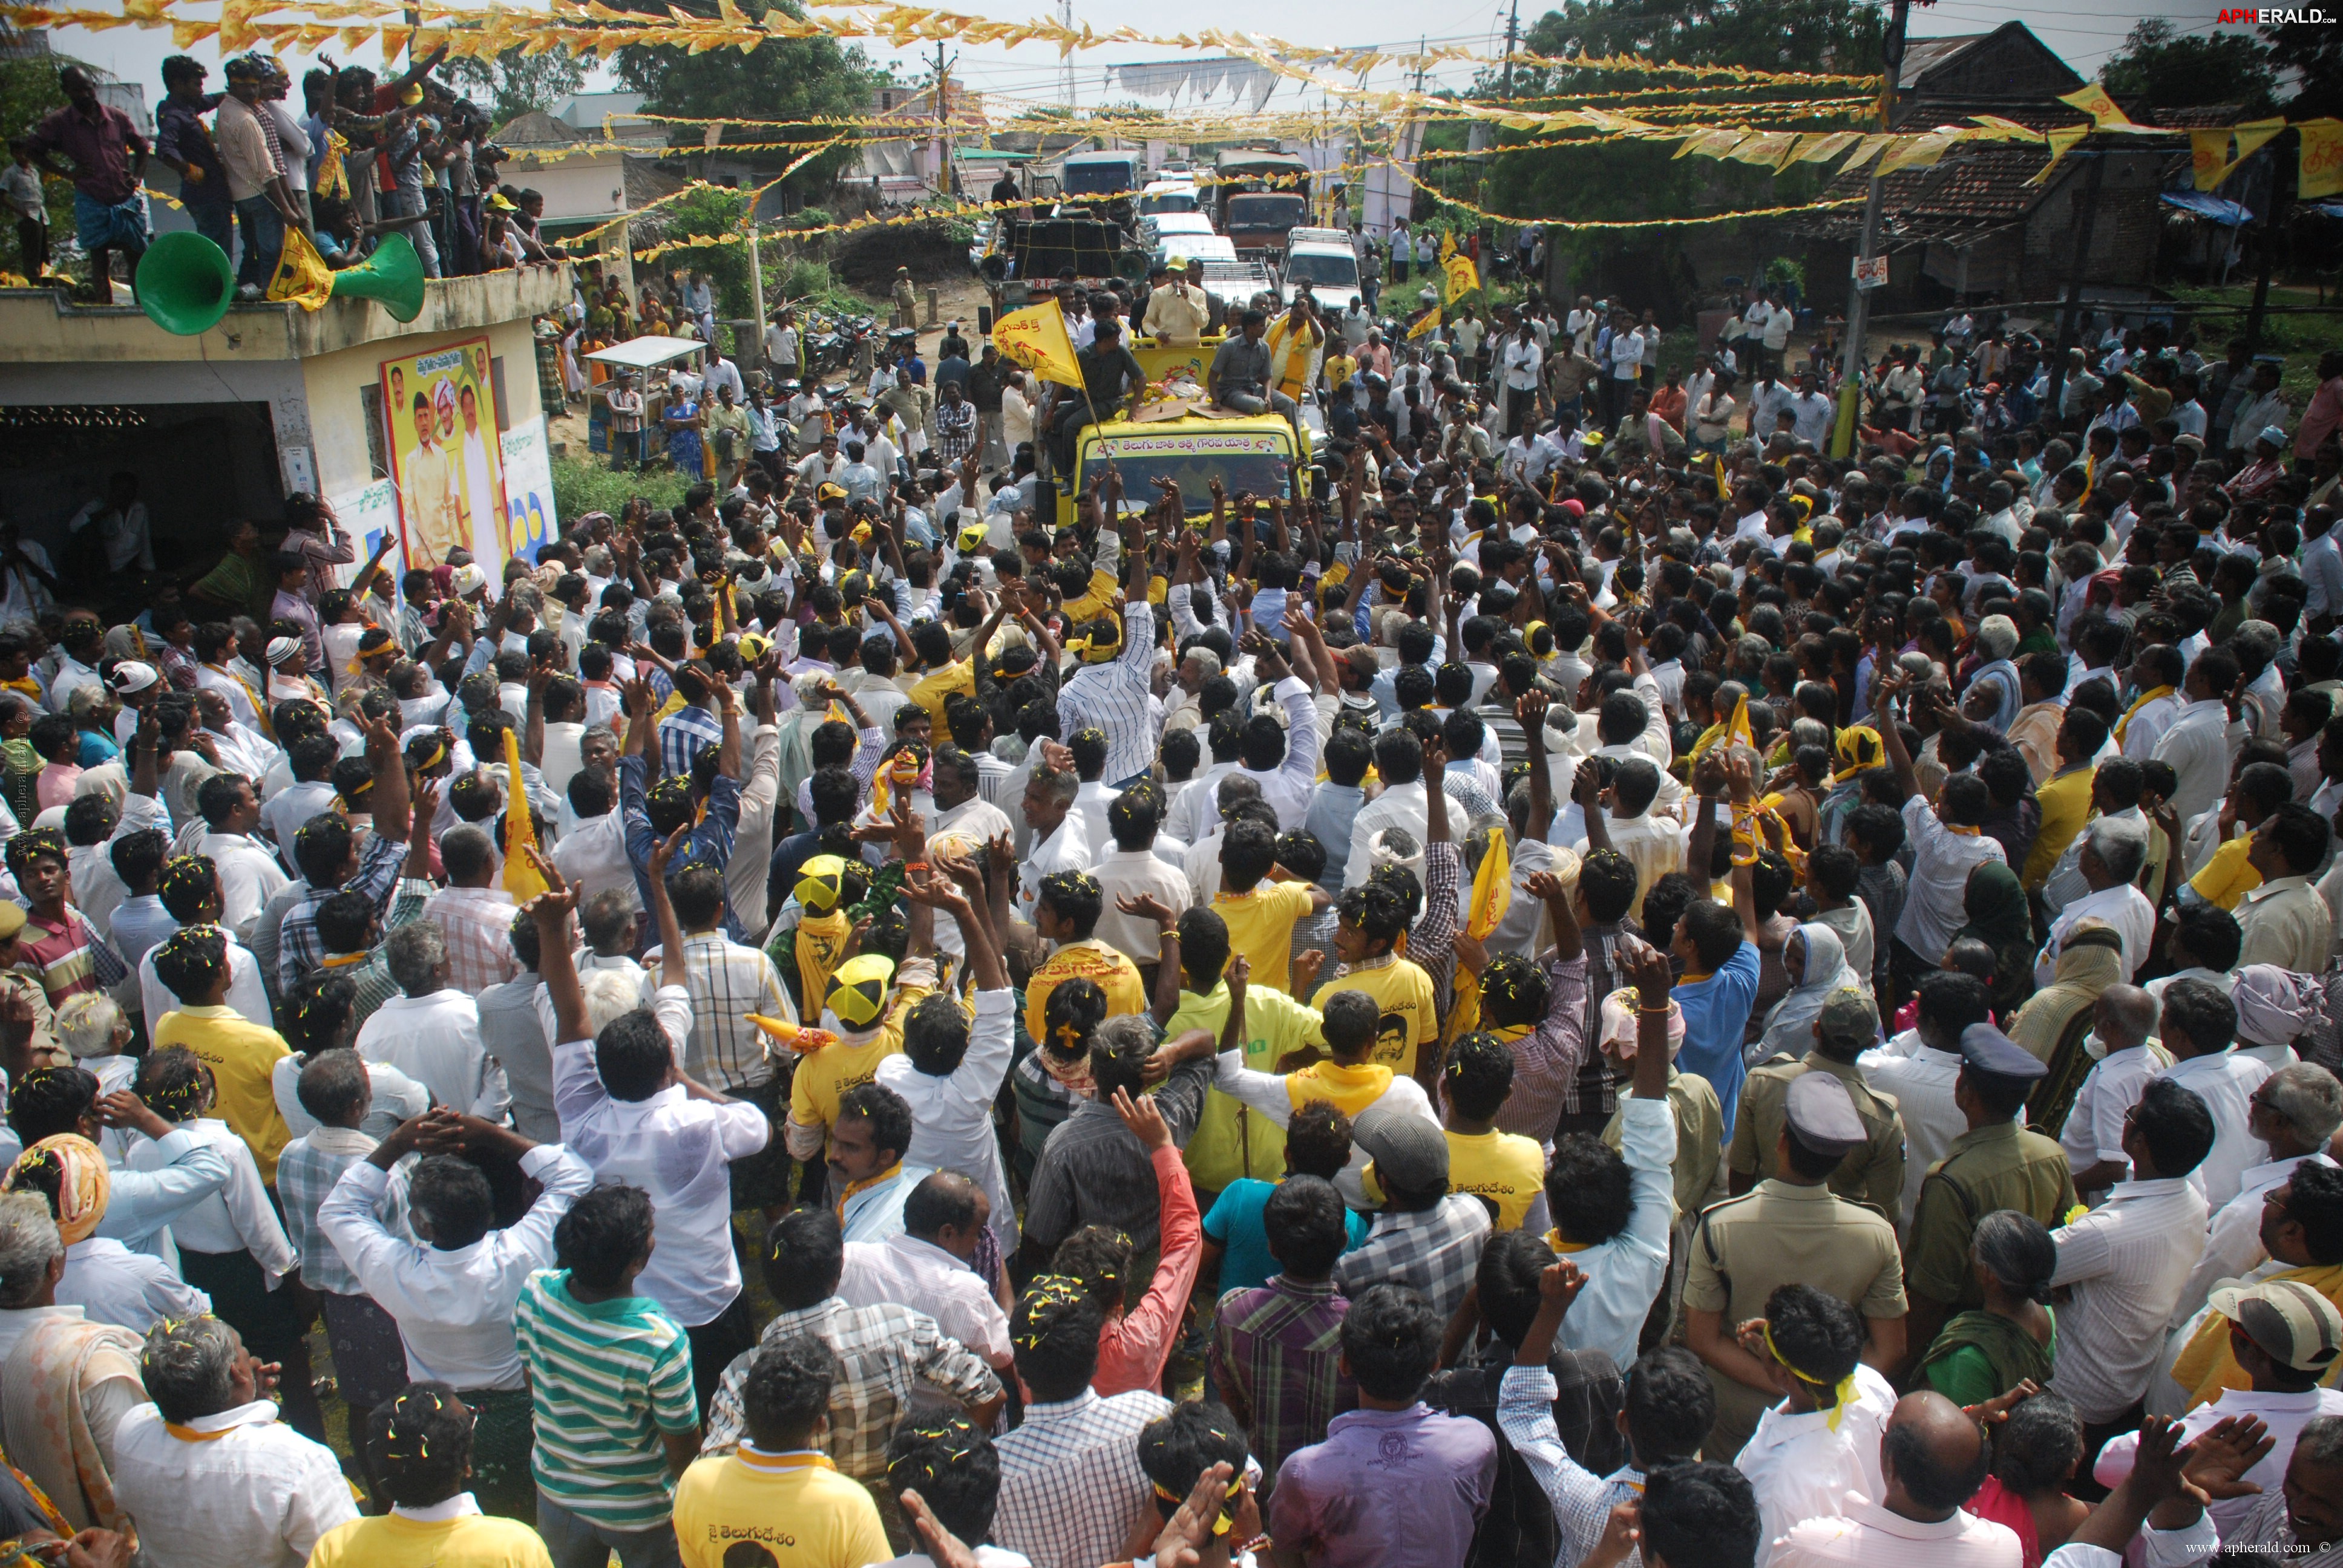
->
[903,1171,989,1259]
[1881,1392,1990,1520]
[2094,983,2158,1054]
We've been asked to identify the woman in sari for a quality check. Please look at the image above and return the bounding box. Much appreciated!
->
[2007,923,2125,1132]
[1958,862,2039,1019]
[1917,1208,2058,1405]
[1749,921,1860,1065]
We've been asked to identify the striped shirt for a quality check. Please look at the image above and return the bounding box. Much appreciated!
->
[277,829,407,994]
[421,884,520,995]
[657,704,724,783]
[513,1268,700,1531]
[16,906,126,1009]
[1056,601,1158,784]
[275,1126,381,1296]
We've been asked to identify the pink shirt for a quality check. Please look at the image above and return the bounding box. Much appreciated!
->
[35,763,80,811]
[1089,1143,1201,1399]
[1773,1499,2022,1568]
[2299,373,2343,459]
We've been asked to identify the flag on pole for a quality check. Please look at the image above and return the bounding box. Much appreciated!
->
[266,226,336,312]
[1408,305,1442,339]
[502,727,548,903]
[992,300,1084,387]
[1442,247,1480,304]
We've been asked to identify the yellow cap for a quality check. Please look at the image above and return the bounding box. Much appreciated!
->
[828,953,896,1028]
[795,854,847,913]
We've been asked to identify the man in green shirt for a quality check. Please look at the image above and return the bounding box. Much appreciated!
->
[189,517,273,621]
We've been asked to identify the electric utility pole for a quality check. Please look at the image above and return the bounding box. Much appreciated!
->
[1502,0,1521,102]
[1830,0,1922,458]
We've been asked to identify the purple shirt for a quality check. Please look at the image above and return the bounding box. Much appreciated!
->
[30,101,146,204]
[1267,1403,1497,1568]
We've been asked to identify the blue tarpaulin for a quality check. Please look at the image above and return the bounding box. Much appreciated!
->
[2162,191,2255,226]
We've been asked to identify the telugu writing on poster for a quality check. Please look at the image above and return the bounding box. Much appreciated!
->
[1098,430,1288,458]
[379,336,510,589]
[500,415,560,567]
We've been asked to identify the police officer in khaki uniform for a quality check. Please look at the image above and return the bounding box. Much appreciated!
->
[1683,1067,1909,1462]
[1901,1019,2079,1372]
[1728,989,1907,1215]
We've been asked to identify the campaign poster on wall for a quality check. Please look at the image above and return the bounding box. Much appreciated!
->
[380,336,508,582]
[499,415,559,567]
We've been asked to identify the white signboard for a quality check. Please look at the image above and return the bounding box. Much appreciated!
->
[325,477,401,580]
[502,414,560,566]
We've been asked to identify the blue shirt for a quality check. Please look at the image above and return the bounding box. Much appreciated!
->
[1673,940,1760,1138]
[1204,1178,1369,1296]
[75,730,119,767]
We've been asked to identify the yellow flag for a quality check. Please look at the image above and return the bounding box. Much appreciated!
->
[2195,119,2285,191]
[2301,119,2343,200]
[502,727,549,904]
[266,226,336,312]
[992,299,1084,388]
[2030,125,2089,186]
[1438,228,1456,264]
[1726,691,1755,753]
[1466,826,1512,942]
[1408,305,1441,339]
[1442,249,1479,304]
[2057,82,2145,131]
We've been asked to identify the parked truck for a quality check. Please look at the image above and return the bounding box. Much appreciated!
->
[1212,149,1312,260]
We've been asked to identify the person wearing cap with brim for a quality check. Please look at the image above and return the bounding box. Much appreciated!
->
[103,660,161,751]
[0,900,59,1062]
[1901,1021,2077,1384]
[1683,1058,1909,1463]
[1729,986,1905,1217]
[2097,1273,2343,1535]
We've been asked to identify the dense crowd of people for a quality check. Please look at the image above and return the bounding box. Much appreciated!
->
[7,173,2343,1568]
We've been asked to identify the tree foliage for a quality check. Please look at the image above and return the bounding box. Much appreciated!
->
[0,42,84,270]
[611,0,881,191]
[445,47,588,126]
[2100,18,2276,114]
[2263,18,2343,119]
[1513,0,1883,77]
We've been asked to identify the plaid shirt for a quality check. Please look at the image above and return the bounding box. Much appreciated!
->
[1489,947,1593,1140]
[620,755,744,941]
[1427,1345,1628,1568]
[1334,1195,1492,1322]
[1496,1363,1648,1568]
[934,397,977,463]
[318,878,432,1032]
[275,1126,382,1295]
[657,704,724,783]
[702,1296,1000,1483]
[16,906,127,1009]
[422,884,521,995]
[277,828,405,995]
[994,1387,1173,1568]
[677,931,788,1092]
[1210,1274,1354,1487]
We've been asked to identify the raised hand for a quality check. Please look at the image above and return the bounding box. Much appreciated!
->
[2181,1414,2275,1502]
[644,822,691,881]
[1291,947,1325,998]
[1110,1085,1173,1151]
[1116,892,1179,929]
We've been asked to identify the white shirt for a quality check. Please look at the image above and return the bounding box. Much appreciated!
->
[840,1232,1013,1365]
[2157,1049,2276,1210]
[354,989,513,1121]
[319,1142,591,1390]
[57,1235,209,1332]
[127,1119,297,1281]
[549,809,637,908]
[1737,1362,1896,1566]
[1016,818,1093,927]
[110,1399,358,1568]
[1771,1500,2019,1568]
[1090,849,1194,969]
[140,933,270,1039]
[2151,698,2243,828]
[270,1053,430,1143]
[1858,1044,1964,1236]
[2094,1387,2343,1537]
[1343,779,1432,890]
[2048,1176,2211,1423]
[197,831,291,941]
[2059,1042,2167,1176]
[2171,1152,2338,1330]
[2119,690,2185,762]
[257,781,337,866]
[2033,880,2155,990]
[1895,796,2008,957]
[552,984,770,1328]
[1235,676,1324,831]
[877,986,1017,1249]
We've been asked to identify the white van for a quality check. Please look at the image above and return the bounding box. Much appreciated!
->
[1282,227,1363,314]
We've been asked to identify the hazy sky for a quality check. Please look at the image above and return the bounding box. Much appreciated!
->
[47,0,2202,120]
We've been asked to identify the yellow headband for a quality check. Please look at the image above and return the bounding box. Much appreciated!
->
[1763,1321,1858,1431]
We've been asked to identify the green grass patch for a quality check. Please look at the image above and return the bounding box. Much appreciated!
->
[2164,283,2343,409]
[552,454,696,520]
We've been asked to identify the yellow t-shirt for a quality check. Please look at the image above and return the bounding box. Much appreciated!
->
[2189,830,2261,910]
[153,1005,293,1183]
[1024,938,1149,1047]
[1211,881,1320,996]
[672,1449,890,1568]
[1315,958,1441,1079]
[1172,979,1326,1191]
[1444,1128,1549,1230]
[1060,567,1120,628]
[308,1514,553,1568]
[2020,765,2097,890]
[906,659,976,734]
[787,977,931,1137]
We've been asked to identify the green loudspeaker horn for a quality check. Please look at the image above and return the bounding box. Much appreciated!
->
[330,232,425,323]
[134,229,234,336]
